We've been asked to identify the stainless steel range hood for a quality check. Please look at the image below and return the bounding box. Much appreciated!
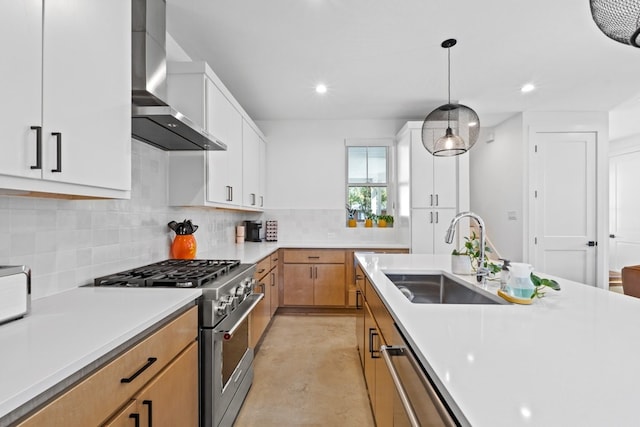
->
[131,0,226,151]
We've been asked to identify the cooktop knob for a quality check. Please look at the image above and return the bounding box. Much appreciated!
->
[215,301,230,316]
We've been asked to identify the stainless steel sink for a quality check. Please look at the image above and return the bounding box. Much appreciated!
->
[384,273,507,305]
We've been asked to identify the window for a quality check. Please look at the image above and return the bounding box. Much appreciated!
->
[346,141,392,222]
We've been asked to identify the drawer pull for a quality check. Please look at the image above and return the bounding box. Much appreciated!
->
[120,357,157,383]
[143,400,153,427]
[307,256,320,259]
[129,413,140,427]
[257,268,266,274]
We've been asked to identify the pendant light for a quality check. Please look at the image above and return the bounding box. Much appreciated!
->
[422,39,480,157]
[590,0,640,47]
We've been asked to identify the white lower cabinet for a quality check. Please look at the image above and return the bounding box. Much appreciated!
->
[411,208,457,254]
[0,0,131,198]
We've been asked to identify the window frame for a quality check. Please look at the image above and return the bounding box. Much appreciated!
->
[345,138,395,223]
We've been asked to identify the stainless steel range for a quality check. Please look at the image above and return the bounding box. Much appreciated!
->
[94,259,263,427]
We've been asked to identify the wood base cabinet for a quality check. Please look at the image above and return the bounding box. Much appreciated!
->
[17,306,198,427]
[282,249,346,307]
[104,341,198,427]
[249,250,280,349]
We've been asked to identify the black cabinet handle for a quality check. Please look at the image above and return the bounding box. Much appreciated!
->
[129,413,140,427]
[271,272,275,285]
[51,132,62,173]
[30,126,42,170]
[251,193,256,206]
[587,241,597,247]
[260,195,264,207]
[371,330,380,359]
[142,400,153,427]
[355,290,362,309]
[120,357,157,383]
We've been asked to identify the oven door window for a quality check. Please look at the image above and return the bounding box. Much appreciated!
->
[222,317,249,387]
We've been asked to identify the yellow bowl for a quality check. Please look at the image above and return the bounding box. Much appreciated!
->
[497,289,533,305]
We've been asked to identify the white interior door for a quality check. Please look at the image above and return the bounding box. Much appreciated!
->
[533,132,597,285]
[609,150,640,271]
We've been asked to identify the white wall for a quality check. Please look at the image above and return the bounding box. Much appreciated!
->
[258,119,410,245]
[470,114,524,261]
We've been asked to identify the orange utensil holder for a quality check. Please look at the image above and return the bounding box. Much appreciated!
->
[171,234,197,259]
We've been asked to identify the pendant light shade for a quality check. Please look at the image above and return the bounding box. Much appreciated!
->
[590,0,640,47]
[422,39,480,157]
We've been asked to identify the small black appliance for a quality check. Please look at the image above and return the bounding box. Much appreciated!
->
[244,220,262,242]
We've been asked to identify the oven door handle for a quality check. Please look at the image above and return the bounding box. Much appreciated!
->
[215,293,264,340]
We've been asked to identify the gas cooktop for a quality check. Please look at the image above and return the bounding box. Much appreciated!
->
[93,259,242,288]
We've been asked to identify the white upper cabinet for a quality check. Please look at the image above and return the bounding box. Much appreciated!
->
[259,136,267,208]
[0,0,131,198]
[242,120,261,209]
[410,129,457,208]
[167,61,264,211]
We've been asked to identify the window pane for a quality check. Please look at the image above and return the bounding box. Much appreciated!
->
[367,146,387,184]
[348,186,388,220]
[348,147,367,183]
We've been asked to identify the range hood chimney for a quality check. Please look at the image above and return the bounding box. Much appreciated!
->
[131,0,226,151]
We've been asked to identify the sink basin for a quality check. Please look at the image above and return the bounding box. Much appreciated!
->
[384,273,507,305]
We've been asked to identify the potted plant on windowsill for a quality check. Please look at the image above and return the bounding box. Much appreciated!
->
[451,231,501,276]
[377,214,394,228]
[346,205,357,227]
[364,212,376,228]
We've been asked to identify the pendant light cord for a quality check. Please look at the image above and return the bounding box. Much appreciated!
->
[447,46,451,104]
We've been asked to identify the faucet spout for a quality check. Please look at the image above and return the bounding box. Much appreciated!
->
[445,211,487,284]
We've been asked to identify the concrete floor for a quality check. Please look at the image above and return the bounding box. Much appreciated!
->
[234,314,375,427]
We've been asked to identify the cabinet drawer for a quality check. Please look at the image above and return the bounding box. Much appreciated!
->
[18,305,198,427]
[255,256,271,280]
[270,250,279,269]
[365,279,395,346]
[283,249,345,264]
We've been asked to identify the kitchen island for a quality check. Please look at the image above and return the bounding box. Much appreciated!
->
[357,252,639,426]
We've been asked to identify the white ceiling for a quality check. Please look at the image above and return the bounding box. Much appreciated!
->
[166,0,640,127]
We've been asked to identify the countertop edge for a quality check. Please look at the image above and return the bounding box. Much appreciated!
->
[0,289,201,424]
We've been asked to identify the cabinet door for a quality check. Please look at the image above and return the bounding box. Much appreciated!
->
[411,209,435,254]
[259,136,267,208]
[355,288,365,369]
[432,155,458,208]
[250,274,271,348]
[136,341,199,427]
[410,129,434,208]
[282,264,314,305]
[242,120,260,207]
[103,400,139,427]
[0,0,42,181]
[314,264,346,306]
[433,208,457,254]
[205,79,243,206]
[364,304,378,408]
[270,265,279,317]
[42,0,130,190]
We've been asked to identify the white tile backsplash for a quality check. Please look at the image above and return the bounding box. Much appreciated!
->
[0,140,257,300]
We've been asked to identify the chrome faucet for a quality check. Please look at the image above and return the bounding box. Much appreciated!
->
[445,211,488,284]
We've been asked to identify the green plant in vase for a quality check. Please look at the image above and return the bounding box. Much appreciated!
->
[451,231,501,276]
[377,214,394,227]
[364,212,376,228]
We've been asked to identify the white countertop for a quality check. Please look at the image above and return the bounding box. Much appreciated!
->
[204,241,409,264]
[0,287,202,423]
[357,253,640,427]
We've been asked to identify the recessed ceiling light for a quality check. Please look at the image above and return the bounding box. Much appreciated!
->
[315,84,328,94]
[521,83,535,93]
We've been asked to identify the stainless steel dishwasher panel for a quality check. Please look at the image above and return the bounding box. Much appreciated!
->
[381,344,459,427]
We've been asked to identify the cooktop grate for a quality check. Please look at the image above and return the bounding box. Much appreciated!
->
[93,259,241,288]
